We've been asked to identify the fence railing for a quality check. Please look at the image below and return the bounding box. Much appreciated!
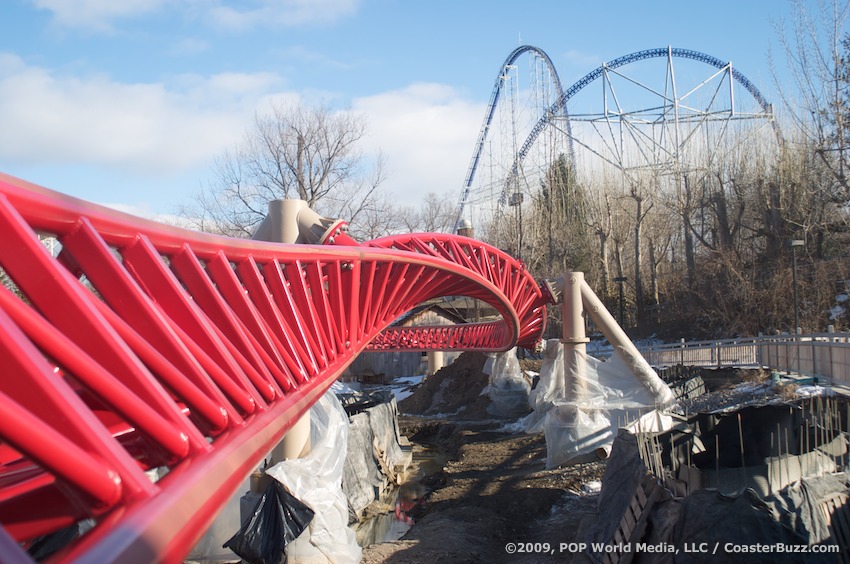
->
[628,332,850,387]
[755,333,850,385]
[639,337,760,369]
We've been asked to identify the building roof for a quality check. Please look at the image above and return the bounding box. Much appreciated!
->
[390,300,472,327]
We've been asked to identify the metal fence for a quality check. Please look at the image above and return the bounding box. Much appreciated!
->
[633,332,850,387]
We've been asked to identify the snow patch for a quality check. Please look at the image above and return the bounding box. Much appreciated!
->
[581,480,602,494]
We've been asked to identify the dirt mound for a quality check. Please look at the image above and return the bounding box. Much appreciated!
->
[519,357,542,374]
[698,366,766,391]
[398,352,492,420]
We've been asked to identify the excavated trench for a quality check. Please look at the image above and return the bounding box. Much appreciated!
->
[354,438,450,547]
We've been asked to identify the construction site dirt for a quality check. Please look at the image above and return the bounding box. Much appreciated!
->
[359,352,845,563]
[362,352,607,563]
[360,417,606,563]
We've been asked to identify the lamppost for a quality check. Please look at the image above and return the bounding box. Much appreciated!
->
[789,239,804,334]
[613,276,628,327]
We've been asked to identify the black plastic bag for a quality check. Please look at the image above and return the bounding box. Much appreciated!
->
[223,480,315,564]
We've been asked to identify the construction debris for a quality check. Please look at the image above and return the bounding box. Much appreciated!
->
[580,392,850,562]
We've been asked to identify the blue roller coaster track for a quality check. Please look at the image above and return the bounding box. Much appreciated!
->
[455,45,570,230]
[456,45,777,227]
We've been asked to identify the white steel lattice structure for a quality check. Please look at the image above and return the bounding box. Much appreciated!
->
[457,45,778,250]
[550,46,778,185]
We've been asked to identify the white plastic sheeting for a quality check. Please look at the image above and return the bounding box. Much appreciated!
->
[544,403,614,467]
[267,390,361,564]
[624,410,675,434]
[532,342,674,468]
[482,347,531,418]
[521,339,564,433]
[342,391,410,517]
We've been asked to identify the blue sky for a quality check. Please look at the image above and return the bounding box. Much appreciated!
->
[0,0,820,220]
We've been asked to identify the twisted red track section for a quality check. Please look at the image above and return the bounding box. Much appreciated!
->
[365,234,546,350]
[0,173,546,562]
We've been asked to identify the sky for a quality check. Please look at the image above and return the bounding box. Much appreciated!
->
[0,0,819,221]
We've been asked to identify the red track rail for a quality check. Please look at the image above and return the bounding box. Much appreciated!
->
[0,173,546,562]
[365,233,546,349]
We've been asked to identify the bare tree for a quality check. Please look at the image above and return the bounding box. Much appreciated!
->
[343,191,458,241]
[341,190,401,241]
[398,191,457,233]
[521,155,594,279]
[586,182,617,298]
[627,178,654,325]
[772,0,850,196]
[178,100,386,237]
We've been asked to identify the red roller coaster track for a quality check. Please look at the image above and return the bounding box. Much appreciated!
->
[0,173,547,562]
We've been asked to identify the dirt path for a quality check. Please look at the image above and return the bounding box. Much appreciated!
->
[360,417,605,563]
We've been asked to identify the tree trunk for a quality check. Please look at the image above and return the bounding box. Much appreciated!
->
[296,134,308,202]
[634,196,644,326]
[763,182,784,261]
[713,186,734,251]
[680,175,697,287]
[683,212,696,288]
[649,239,659,306]
[614,238,625,322]
[547,190,555,272]
[599,230,610,299]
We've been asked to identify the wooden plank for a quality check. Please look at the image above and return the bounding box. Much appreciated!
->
[604,476,661,564]
[820,493,849,564]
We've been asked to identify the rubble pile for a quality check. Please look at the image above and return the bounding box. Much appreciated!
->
[579,389,850,561]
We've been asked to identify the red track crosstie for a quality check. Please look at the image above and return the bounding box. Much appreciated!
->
[0,173,546,562]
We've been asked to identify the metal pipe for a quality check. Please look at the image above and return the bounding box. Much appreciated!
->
[427,350,445,375]
[579,279,674,405]
[561,272,588,401]
[0,175,550,558]
[254,200,313,463]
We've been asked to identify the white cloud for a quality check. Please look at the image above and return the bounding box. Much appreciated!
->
[208,0,359,31]
[101,201,195,227]
[0,54,292,174]
[32,0,167,32]
[31,0,359,33]
[0,53,484,213]
[168,37,211,56]
[278,45,353,70]
[353,83,483,206]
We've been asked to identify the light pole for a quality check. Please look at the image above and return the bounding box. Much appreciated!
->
[789,239,804,334]
[613,276,628,327]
